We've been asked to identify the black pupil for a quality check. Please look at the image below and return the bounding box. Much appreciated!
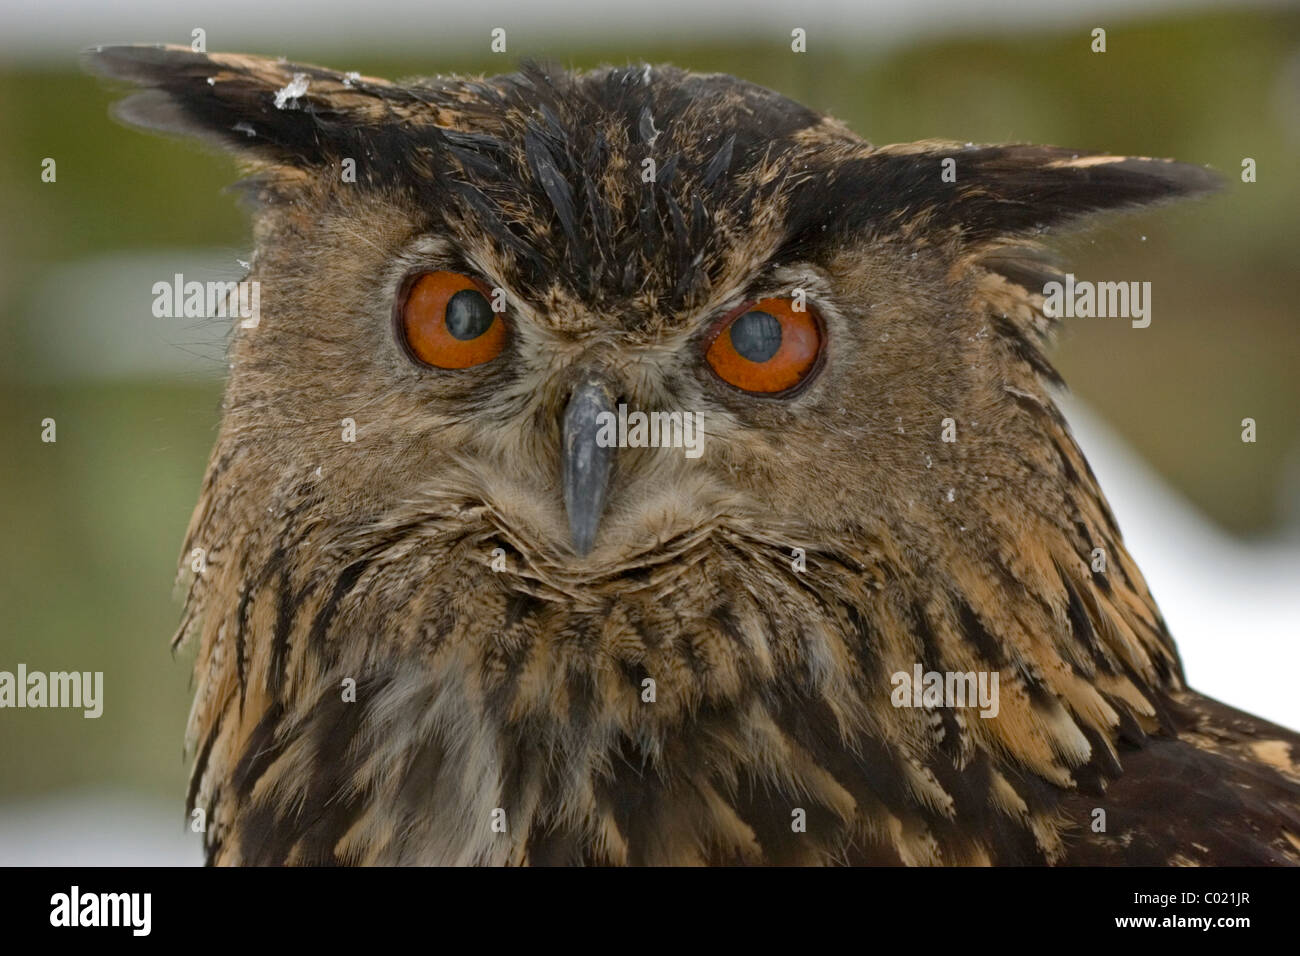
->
[445,289,494,340]
[729,310,782,363]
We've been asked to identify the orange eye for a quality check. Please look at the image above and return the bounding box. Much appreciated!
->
[398,271,507,369]
[704,297,823,393]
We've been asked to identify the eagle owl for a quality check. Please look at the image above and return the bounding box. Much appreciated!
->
[89,45,1300,866]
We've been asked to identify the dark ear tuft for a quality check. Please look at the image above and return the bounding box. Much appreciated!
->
[83,44,404,167]
[799,141,1222,247]
[938,144,1222,237]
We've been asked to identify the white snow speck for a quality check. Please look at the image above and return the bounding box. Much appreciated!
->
[945,488,955,502]
[343,71,360,87]
[232,121,256,137]
[274,73,309,109]
[206,77,215,87]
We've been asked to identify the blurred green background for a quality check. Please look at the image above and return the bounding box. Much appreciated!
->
[0,9,1297,832]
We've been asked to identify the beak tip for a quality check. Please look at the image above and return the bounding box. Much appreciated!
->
[568,510,601,556]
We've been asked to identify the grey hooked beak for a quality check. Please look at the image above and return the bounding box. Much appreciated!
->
[562,375,616,556]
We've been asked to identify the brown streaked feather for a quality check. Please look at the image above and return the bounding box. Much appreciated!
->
[1058,691,1300,865]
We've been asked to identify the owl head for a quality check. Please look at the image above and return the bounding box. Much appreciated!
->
[88,46,1214,572]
